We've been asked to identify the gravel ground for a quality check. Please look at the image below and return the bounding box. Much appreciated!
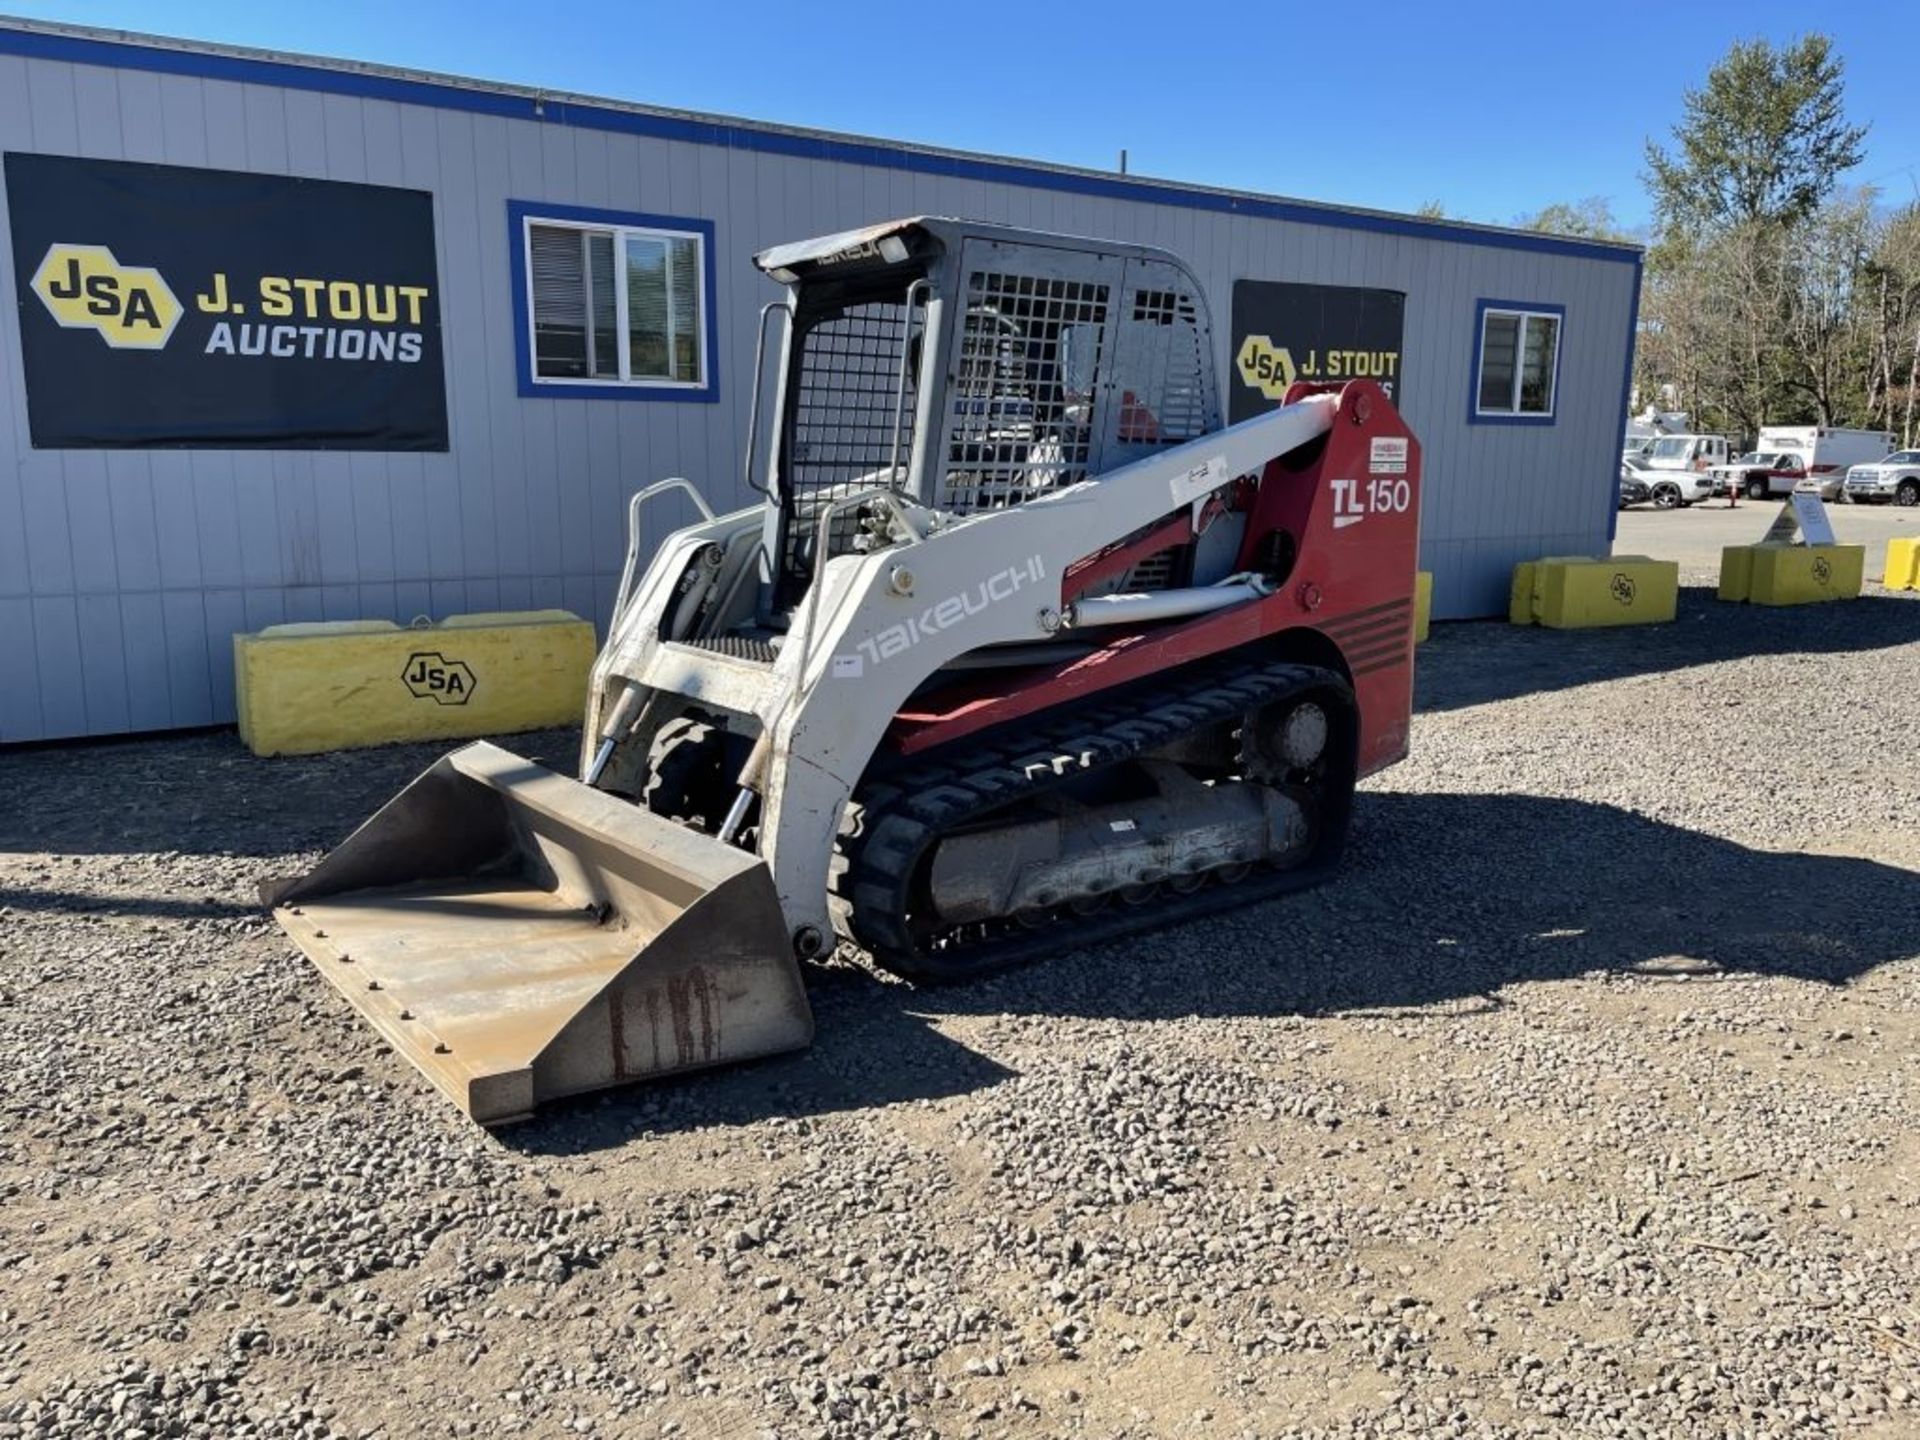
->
[2,583,1917,1440]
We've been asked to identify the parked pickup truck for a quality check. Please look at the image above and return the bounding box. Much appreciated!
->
[1708,451,1807,500]
[1639,434,1724,508]
[1843,450,1920,506]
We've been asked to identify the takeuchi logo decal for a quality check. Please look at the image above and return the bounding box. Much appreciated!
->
[29,242,432,364]
[837,556,1047,673]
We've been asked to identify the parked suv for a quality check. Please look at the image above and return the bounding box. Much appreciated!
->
[1843,451,1920,506]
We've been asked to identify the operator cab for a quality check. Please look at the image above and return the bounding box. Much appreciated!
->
[748,218,1225,617]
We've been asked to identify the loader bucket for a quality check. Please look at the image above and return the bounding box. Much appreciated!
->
[263,741,812,1126]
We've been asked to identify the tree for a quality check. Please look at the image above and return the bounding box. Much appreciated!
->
[1862,205,1920,443]
[1638,224,1802,438]
[1634,36,1870,438]
[1780,194,1874,424]
[1414,199,1448,219]
[1515,197,1633,244]
[1644,36,1867,233]
[1637,236,1721,425]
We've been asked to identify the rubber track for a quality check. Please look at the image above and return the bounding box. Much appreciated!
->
[832,659,1352,981]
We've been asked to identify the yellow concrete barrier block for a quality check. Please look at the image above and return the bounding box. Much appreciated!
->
[1717,544,1864,605]
[1413,570,1432,644]
[1508,561,1537,626]
[1717,546,1755,603]
[1885,536,1920,592]
[234,609,597,756]
[1509,555,1593,625]
[1510,556,1678,628]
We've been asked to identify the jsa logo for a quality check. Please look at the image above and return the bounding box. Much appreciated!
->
[1234,334,1296,400]
[402,652,476,706]
[1329,476,1413,530]
[30,244,183,350]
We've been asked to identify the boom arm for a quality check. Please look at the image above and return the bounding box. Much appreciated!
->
[742,394,1342,949]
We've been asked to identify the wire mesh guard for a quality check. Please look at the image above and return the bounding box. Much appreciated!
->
[1117,286,1211,446]
[940,272,1111,514]
[782,294,923,591]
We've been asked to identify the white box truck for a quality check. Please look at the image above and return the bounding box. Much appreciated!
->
[1754,426,1893,500]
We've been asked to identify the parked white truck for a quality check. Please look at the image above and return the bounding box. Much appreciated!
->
[1843,448,1920,506]
[1639,433,1727,507]
[1754,426,1893,500]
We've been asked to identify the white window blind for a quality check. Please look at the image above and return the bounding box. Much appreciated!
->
[526,218,706,388]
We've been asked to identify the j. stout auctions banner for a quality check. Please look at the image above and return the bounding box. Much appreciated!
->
[1229,279,1406,424]
[5,153,447,449]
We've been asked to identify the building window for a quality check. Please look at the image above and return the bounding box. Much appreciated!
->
[508,202,717,401]
[1471,301,1563,423]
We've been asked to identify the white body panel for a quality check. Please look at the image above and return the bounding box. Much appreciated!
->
[1642,434,1728,474]
[1758,427,1892,477]
[587,397,1339,946]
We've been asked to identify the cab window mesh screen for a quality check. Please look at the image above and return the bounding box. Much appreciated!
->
[781,295,923,592]
[1115,287,1210,444]
[940,272,1110,513]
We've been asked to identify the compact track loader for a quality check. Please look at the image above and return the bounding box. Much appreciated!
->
[267,218,1423,1124]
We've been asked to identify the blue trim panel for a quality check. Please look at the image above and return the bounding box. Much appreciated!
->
[0,25,1641,269]
[1468,298,1566,428]
[1607,257,1643,544]
[506,200,720,403]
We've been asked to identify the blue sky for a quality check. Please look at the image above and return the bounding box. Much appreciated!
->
[8,0,1918,231]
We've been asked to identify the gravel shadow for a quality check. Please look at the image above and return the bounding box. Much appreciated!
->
[1418,587,1919,714]
[501,965,1018,1156]
[913,789,1920,1028]
[497,788,1918,1154]
[0,726,582,862]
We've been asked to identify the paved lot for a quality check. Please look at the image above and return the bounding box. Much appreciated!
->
[2,591,1917,1439]
[1616,498,1920,581]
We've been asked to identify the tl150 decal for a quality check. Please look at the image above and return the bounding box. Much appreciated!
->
[1330,476,1414,530]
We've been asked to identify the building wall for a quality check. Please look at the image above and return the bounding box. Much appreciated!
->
[0,26,1640,743]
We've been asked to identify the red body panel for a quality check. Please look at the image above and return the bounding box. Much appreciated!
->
[1060,508,1194,599]
[887,380,1422,777]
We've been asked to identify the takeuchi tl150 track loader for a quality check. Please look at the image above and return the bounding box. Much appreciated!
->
[266,218,1423,1124]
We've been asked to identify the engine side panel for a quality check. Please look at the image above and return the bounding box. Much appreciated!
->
[886,381,1422,775]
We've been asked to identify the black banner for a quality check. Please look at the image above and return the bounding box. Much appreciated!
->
[1229,279,1406,424]
[5,153,447,450]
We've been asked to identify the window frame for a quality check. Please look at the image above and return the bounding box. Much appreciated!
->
[507,200,719,403]
[1468,299,1564,426]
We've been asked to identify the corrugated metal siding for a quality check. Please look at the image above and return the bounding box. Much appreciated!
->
[0,49,1636,742]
